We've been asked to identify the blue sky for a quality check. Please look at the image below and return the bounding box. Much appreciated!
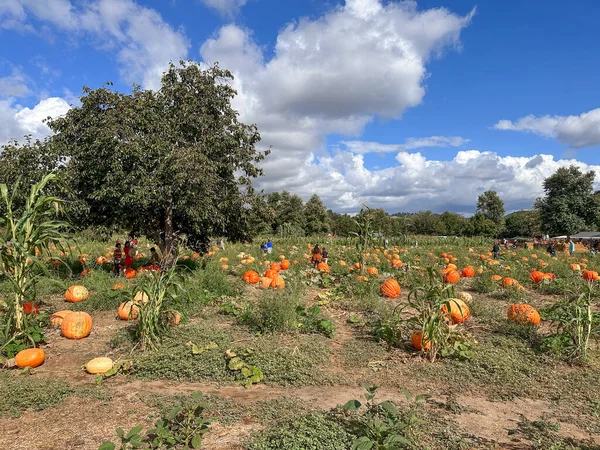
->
[1,0,600,213]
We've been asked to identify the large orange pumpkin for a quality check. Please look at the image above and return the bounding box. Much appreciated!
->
[14,348,45,368]
[442,299,471,324]
[443,270,460,284]
[507,303,540,326]
[50,310,72,327]
[461,266,475,278]
[583,270,600,282]
[243,270,260,284]
[270,276,286,289]
[118,301,140,320]
[65,285,89,303]
[380,279,401,298]
[280,260,290,270]
[411,330,430,351]
[502,277,520,288]
[61,312,92,339]
[391,259,403,268]
[258,277,273,289]
[124,268,136,279]
[367,267,379,275]
[529,270,545,284]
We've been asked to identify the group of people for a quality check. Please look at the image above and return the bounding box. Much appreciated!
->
[260,240,273,254]
[113,237,160,276]
[492,237,592,260]
[310,244,328,268]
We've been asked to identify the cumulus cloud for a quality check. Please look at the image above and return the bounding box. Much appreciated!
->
[0,0,189,89]
[494,108,600,149]
[341,136,469,154]
[200,0,475,204]
[300,150,600,214]
[199,0,247,17]
[0,97,70,144]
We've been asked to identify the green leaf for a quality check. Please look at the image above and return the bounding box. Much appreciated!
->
[125,425,144,439]
[228,357,244,371]
[192,344,204,355]
[98,442,116,450]
[380,401,397,415]
[385,434,414,446]
[191,435,203,448]
[204,342,219,350]
[115,428,124,438]
[352,436,374,450]
[342,399,362,411]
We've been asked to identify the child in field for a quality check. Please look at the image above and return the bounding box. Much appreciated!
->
[123,241,134,269]
[321,247,329,264]
[113,242,123,276]
[311,245,322,268]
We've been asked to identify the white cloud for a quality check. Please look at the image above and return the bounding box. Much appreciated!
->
[200,0,475,205]
[0,68,30,97]
[292,149,600,214]
[341,136,469,154]
[0,0,190,89]
[494,108,600,149]
[0,97,70,144]
[199,0,247,17]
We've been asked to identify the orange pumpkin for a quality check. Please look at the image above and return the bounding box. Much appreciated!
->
[583,270,600,282]
[391,259,403,268]
[112,283,125,290]
[280,260,290,270]
[529,270,545,284]
[118,301,140,320]
[461,266,475,278]
[243,270,260,284]
[258,277,273,289]
[125,268,136,279]
[14,348,45,368]
[356,275,368,281]
[65,285,89,303]
[220,264,229,270]
[446,263,458,271]
[317,262,330,272]
[265,269,279,279]
[270,276,286,289]
[507,303,540,326]
[367,267,379,275]
[354,263,361,269]
[50,310,72,327]
[491,275,502,281]
[338,260,347,266]
[411,330,430,351]
[380,279,401,298]
[442,299,471,324]
[61,312,92,339]
[269,262,281,272]
[443,270,460,284]
[502,277,520,288]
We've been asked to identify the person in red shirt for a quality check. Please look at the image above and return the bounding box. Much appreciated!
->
[123,241,134,269]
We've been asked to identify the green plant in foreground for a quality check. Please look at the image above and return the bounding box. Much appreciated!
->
[542,281,600,363]
[342,385,429,450]
[134,266,187,351]
[99,391,209,450]
[0,173,69,349]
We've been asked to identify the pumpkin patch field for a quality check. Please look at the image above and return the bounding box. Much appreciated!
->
[3,236,600,449]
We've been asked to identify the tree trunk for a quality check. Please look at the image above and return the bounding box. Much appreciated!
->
[162,200,176,266]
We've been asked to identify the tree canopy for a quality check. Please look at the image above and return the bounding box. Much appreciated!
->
[476,190,505,235]
[535,166,600,236]
[46,61,267,254]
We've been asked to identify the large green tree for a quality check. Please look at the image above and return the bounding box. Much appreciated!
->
[503,210,540,238]
[411,211,443,235]
[303,194,330,235]
[439,211,467,236]
[535,166,600,236]
[46,61,266,255]
[476,190,505,234]
[273,191,305,235]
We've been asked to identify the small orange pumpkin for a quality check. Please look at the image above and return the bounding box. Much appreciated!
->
[243,270,260,284]
[411,330,430,351]
[507,303,540,325]
[112,283,125,290]
[124,268,136,279]
[461,266,475,278]
[270,276,286,289]
[65,285,89,303]
[367,267,379,275]
[86,357,114,374]
[264,269,279,279]
[280,260,290,270]
[14,348,45,368]
[118,301,140,320]
[443,270,460,284]
[442,299,471,324]
[317,262,330,272]
[61,312,92,339]
[380,279,401,298]
[529,270,545,284]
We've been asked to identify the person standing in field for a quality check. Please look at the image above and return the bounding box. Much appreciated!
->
[123,241,134,269]
[569,239,575,256]
[266,240,273,254]
[311,244,322,268]
[113,241,123,276]
[220,239,225,250]
[492,240,500,260]
[321,247,329,264]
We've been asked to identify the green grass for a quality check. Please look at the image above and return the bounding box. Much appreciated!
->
[340,338,389,368]
[0,373,73,417]
[133,321,340,386]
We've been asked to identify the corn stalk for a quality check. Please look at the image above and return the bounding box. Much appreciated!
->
[0,173,69,341]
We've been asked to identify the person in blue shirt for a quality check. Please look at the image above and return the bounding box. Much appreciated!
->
[266,240,273,254]
[569,239,575,256]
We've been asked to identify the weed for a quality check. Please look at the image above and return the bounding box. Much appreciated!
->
[0,372,73,417]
